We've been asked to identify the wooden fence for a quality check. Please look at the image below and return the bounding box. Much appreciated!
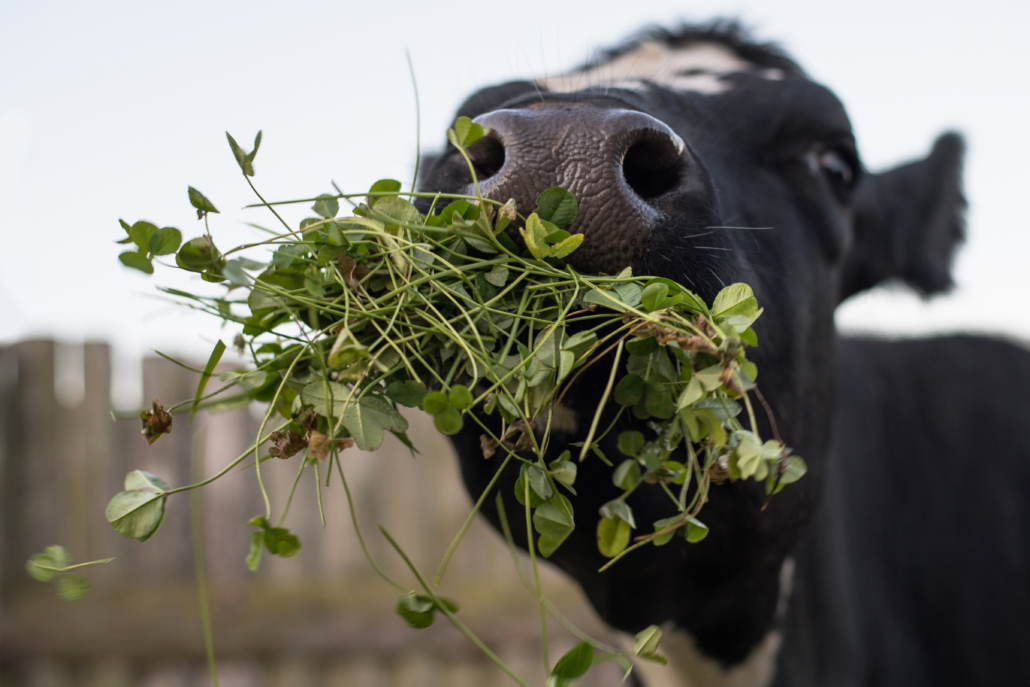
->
[0,340,638,687]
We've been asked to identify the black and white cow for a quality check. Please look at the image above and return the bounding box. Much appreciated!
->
[418,21,1030,687]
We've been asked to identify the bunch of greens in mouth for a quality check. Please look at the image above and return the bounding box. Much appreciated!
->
[99,117,805,684]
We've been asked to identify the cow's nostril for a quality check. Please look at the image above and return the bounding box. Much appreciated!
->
[466,136,506,181]
[622,132,684,200]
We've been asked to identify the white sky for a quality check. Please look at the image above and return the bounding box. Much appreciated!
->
[1,0,1028,405]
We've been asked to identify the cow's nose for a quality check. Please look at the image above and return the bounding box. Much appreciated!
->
[467,106,687,274]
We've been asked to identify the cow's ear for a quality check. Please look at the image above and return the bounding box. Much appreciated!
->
[840,132,966,301]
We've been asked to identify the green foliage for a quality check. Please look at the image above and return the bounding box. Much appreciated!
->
[106,470,169,542]
[188,187,219,219]
[26,545,112,601]
[226,130,262,177]
[107,116,805,686]
[248,516,301,561]
[548,641,594,686]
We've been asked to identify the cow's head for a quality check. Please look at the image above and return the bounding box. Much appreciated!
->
[417,21,965,675]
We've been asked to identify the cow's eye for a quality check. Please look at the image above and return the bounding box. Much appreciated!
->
[819,150,854,187]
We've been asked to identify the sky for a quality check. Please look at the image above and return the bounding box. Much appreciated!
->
[1,0,1028,406]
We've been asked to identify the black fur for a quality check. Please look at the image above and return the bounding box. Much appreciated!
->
[418,21,1029,685]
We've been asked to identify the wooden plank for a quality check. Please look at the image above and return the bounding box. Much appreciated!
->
[0,344,17,609]
[8,341,60,591]
[0,576,601,660]
[200,404,262,582]
[81,656,132,687]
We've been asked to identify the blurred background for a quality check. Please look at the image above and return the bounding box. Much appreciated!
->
[1,0,1027,685]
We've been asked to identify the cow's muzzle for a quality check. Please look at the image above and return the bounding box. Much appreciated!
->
[468,106,687,274]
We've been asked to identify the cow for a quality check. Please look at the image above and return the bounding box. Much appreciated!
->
[416,21,1030,687]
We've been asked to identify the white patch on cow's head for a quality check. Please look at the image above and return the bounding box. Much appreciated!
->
[536,41,784,95]
[532,400,579,439]
[625,557,797,687]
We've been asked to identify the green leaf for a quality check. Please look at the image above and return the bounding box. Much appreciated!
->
[300,380,351,417]
[614,374,645,406]
[686,517,709,543]
[176,236,225,276]
[651,513,683,546]
[396,593,436,629]
[515,465,549,508]
[149,227,182,256]
[449,385,473,410]
[106,486,166,542]
[712,283,758,319]
[617,431,645,457]
[385,380,428,408]
[582,288,629,312]
[248,515,270,528]
[312,194,339,219]
[694,364,725,392]
[694,409,727,447]
[612,459,641,490]
[596,516,631,558]
[484,264,509,287]
[562,331,596,359]
[368,178,403,201]
[599,499,636,528]
[119,251,154,274]
[263,527,301,557]
[25,545,71,582]
[733,430,763,479]
[433,405,463,435]
[246,530,263,571]
[190,340,226,423]
[643,382,676,419]
[634,626,666,663]
[533,493,575,558]
[56,574,89,601]
[187,186,219,219]
[226,130,261,176]
[609,284,640,309]
[549,233,584,259]
[774,456,807,493]
[640,282,669,312]
[677,376,705,410]
[528,464,553,501]
[520,213,552,259]
[128,221,158,251]
[625,336,659,357]
[551,641,593,680]
[494,198,517,234]
[449,116,488,148]
[344,395,410,451]
[327,328,369,369]
[25,554,57,582]
[421,390,450,415]
[549,456,577,487]
[373,196,421,228]
[535,187,579,229]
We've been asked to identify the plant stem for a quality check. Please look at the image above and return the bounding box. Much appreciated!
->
[190,430,219,687]
[578,339,624,462]
[276,457,308,528]
[378,526,531,687]
[525,476,550,673]
[433,450,516,585]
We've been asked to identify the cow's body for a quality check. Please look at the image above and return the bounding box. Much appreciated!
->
[777,335,1030,687]
[419,21,1030,686]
